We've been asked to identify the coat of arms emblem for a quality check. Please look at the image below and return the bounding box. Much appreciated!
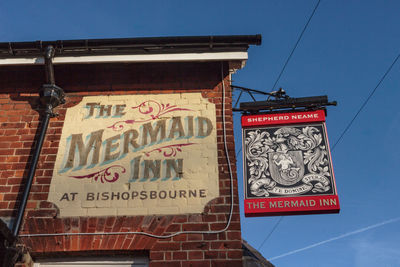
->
[269,151,304,186]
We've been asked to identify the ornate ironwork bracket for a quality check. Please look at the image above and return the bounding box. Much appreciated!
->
[231,85,336,114]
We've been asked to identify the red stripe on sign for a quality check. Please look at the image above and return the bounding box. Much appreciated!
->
[244,195,340,217]
[242,110,325,127]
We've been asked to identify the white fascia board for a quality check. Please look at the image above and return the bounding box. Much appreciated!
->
[0,51,248,65]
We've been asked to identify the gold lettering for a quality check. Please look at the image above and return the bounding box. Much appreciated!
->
[99,105,112,116]
[197,117,213,137]
[115,104,126,116]
[187,116,194,136]
[165,159,183,179]
[168,117,185,138]
[65,129,104,168]
[142,120,166,146]
[86,102,99,117]
[104,134,120,162]
[123,129,139,154]
[143,160,161,179]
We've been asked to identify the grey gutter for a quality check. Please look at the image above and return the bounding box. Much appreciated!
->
[0,34,261,57]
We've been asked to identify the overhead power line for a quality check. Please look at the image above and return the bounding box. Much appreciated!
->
[255,0,322,249]
[332,52,400,151]
[269,217,400,261]
[258,216,284,250]
[271,0,321,91]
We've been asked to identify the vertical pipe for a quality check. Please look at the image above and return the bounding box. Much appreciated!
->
[12,45,57,237]
[44,46,55,84]
[12,113,51,237]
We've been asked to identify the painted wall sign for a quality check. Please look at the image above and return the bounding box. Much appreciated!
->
[242,110,339,217]
[48,93,219,217]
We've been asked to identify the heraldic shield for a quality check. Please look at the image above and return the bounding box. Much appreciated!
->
[244,123,335,198]
[269,151,304,186]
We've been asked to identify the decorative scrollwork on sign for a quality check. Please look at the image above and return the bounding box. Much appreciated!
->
[108,100,193,131]
[133,100,193,119]
[144,143,196,157]
[245,125,332,197]
[69,165,126,183]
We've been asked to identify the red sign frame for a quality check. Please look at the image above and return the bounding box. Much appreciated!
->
[242,110,339,217]
[242,109,326,127]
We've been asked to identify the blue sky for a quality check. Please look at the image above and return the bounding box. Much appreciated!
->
[1,1,400,266]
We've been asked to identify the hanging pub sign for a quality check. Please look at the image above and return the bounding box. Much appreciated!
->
[242,110,340,217]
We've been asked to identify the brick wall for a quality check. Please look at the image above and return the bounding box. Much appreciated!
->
[0,61,242,266]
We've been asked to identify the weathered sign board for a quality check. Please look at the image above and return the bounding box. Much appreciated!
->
[242,110,340,216]
[48,93,219,217]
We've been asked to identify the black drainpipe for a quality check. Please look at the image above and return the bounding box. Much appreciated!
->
[12,45,65,238]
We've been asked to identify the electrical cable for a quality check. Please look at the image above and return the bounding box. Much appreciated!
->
[247,0,321,248]
[271,0,321,91]
[332,52,400,151]
[19,62,235,239]
[236,147,242,158]
[258,216,283,250]
[269,217,400,261]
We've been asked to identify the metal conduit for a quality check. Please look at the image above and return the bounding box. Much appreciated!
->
[12,45,65,237]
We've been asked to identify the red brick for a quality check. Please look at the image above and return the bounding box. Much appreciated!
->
[152,241,181,251]
[0,142,10,148]
[41,148,58,154]
[0,171,14,178]
[172,233,187,242]
[182,223,209,231]
[30,193,48,200]
[204,251,220,259]
[35,177,52,184]
[187,234,203,241]
[173,251,187,260]
[164,252,172,261]
[150,262,180,267]
[9,142,23,149]
[4,193,18,201]
[39,202,54,208]
[227,250,242,259]
[1,122,25,128]
[182,241,209,250]
[210,241,241,250]
[5,129,18,135]
[15,149,31,155]
[22,141,34,148]
[0,186,11,193]
[166,224,180,232]
[16,128,30,135]
[0,149,15,155]
[174,215,188,223]
[150,251,164,260]
[188,251,203,260]
[211,260,242,267]
[210,223,227,231]
[182,260,211,267]
[227,231,241,240]
[20,135,34,141]
[26,209,56,218]
[0,210,13,216]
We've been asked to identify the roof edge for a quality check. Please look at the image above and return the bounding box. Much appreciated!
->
[0,34,261,58]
